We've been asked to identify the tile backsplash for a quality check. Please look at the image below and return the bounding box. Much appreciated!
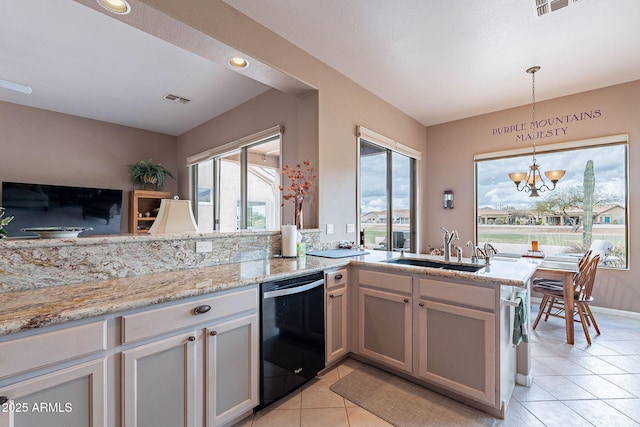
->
[0,229,323,292]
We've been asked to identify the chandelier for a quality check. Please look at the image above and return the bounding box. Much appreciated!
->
[508,66,565,197]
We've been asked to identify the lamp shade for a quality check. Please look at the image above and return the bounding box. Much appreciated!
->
[544,169,566,182]
[508,172,528,184]
[148,199,197,234]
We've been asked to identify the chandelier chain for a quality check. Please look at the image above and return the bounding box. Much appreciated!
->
[508,65,565,197]
[531,67,537,163]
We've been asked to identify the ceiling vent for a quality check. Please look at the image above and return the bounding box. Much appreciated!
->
[535,0,579,16]
[163,93,191,104]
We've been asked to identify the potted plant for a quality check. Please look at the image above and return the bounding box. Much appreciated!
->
[279,161,316,229]
[127,158,175,190]
[0,207,14,238]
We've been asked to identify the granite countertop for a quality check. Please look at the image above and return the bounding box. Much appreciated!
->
[0,255,347,337]
[0,250,538,337]
[353,251,539,287]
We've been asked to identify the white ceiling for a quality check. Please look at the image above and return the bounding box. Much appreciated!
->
[226,0,640,126]
[2,1,639,137]
[0,1,272,136]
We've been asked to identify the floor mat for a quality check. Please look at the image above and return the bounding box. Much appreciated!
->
[330,364,498,427]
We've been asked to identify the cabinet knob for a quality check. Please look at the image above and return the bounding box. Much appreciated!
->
[193,305,212,315]
[210,331,217,336]
[329,294,335,299]
[335,274,343,280]
[188,336,196,342]
[404,298,409,303]
[0,396,8,405]
[419,302,425,307]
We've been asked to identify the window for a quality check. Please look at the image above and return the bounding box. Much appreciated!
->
[475,135,628,269]
[197,187,212,204]
[358,127,420,252]
[188,127,282,232]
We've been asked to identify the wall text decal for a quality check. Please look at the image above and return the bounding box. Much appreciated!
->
[492,109,602,142]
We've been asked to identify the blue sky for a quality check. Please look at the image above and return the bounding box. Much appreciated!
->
[360,151,411,214]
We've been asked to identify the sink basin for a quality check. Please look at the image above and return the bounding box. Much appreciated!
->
[385,258,484,272]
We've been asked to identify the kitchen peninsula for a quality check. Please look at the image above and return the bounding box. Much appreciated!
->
[0,232,537,425]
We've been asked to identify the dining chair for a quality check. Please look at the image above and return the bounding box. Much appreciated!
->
[532,250,592,292]
[532,252,601,344]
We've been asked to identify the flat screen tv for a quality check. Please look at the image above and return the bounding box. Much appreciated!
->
[1,182,123,238]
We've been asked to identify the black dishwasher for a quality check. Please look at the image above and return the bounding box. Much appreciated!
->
[259,271,325,409]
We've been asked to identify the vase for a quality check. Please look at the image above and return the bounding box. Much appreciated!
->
[294,199,304,230]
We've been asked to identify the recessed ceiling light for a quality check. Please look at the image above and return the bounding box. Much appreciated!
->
[96,0,131,15]
[229,57,249,69]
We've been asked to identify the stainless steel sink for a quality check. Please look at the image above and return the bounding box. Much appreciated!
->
[385,258,484,272]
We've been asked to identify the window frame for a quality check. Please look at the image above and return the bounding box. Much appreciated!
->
[187,126,282,232]
[474,134,629,269]
[357,126,421,253]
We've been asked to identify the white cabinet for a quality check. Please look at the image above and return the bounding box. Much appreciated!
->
[0,320,107,427]
[326,269,348,365]
[416,277,497,406]
[0,359,106,427]
[349,267,515,416]
[205,314,259,426]
[122,331,199,427]
[417,300,496,404]
[357,270,412,373]
[120,286,259,427]
[1,284,258,427]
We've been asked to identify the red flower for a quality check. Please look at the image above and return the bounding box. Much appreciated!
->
[281,161,315,206]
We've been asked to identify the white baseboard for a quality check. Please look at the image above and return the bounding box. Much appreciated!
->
[516,373,533,387]
[530,296,640,320]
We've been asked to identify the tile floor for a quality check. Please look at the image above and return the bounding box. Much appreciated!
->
[235,308,640,426]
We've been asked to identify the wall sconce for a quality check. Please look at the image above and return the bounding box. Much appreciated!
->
[443,190,454,209]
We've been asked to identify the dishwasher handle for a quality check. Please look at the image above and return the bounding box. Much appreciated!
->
[263,279,324,299]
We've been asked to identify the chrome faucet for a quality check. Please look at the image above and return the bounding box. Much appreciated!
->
[466,240,478,264]
[483,242,493,266]
[440,226,459,262]
[455,245,463,262]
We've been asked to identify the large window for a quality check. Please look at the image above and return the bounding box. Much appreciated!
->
[358,127,419,252]
[475,135,628,269]
[188,127,281,232]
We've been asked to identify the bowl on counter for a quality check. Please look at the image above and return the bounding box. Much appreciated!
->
[20,227,93,239]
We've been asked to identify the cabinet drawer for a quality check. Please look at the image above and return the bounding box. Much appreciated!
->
[326,268,348,290]
[0,320,106,379]
[419,278,495,311]
[121,287,258,344]
[359,269,412,294]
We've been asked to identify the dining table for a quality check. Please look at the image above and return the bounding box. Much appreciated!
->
[533,259,579,344]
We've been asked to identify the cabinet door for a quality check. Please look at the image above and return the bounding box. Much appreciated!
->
[0,359,105,427]
[326,285,348,365]
[122,332,199,427]
[358,287,412,372]
[417,299,496,405]
[205,314,259,426]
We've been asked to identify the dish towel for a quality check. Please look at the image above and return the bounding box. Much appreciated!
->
[512,290,529,346]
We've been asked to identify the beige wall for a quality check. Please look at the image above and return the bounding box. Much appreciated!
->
[426,80,640,312]
[143,0,428,244]
[0,101,179,232]
[177,89,311,226]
